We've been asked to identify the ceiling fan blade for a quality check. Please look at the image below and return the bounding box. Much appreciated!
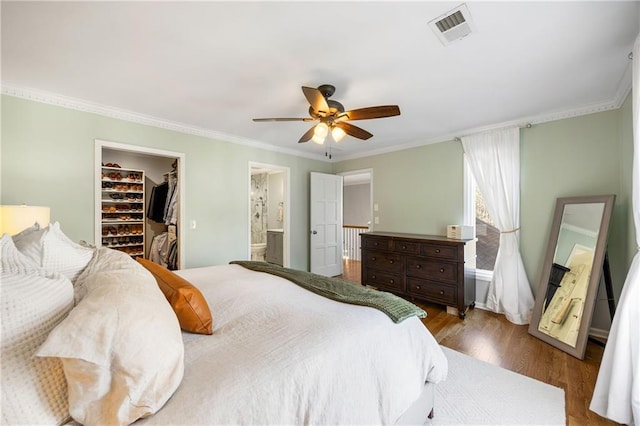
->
[302,86,330,115]
[342,105,401,121]
[335,122,373,140]
[253,117,315,122]
[298,126,316,143]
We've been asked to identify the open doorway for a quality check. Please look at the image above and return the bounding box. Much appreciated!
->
[338,169,373,283]
[95,139,186,269]
[248,162,290,267]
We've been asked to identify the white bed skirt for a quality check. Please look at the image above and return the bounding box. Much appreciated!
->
[395,382,434,425]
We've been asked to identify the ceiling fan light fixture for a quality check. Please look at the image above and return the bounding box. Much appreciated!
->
[311,134,325,145]
[314,122,329,137]
[331,126,346,142]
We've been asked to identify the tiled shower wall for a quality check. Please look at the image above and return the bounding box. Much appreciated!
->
[251,173,268,244]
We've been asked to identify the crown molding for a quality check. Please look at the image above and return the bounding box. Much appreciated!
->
[613,58,633,108]
[1,84,328,162]
[2,76,631,164]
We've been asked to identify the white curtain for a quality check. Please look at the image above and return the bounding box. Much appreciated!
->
[590,34,640,425]
[462,128,534,325]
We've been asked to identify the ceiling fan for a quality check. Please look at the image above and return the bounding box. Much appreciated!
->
[252,84,400,145]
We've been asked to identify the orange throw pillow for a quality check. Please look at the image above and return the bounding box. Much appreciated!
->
[137,258,213,335]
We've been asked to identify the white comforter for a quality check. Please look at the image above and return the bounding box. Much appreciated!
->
[139,264,448,425]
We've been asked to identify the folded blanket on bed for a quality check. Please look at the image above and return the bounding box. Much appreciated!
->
[230,261,426,323]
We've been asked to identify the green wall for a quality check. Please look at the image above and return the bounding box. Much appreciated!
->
[520,107,630,299]
[333,141,465,235]
[335,98,634,301]
[1,93,634,300]
[1,95,332,270]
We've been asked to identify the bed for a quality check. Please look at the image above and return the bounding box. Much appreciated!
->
[1,222,448,425]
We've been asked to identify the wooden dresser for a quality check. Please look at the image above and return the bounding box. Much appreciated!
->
[360,232,476,319]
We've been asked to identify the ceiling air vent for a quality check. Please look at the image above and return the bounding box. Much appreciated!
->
[428,4,476,46]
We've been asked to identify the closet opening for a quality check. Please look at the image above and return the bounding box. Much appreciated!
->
[248,162,290,267]
[95,139,186,269]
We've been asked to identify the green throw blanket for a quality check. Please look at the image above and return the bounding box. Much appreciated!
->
[230,260,426,323]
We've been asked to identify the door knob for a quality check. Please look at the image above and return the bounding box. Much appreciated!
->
[311,230,317,235]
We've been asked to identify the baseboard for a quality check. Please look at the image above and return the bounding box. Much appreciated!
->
[473,301,491,311]
[589,327,610,340]
[474,301,610,341]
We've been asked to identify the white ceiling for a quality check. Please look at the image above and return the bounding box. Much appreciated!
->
[2,1,638,161]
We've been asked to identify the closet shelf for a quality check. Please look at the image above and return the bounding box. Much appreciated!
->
[102,190,144,194]
[101,209,142,213]
[99,165,146,259]
[102,178,143,183]
[103,242,143,248]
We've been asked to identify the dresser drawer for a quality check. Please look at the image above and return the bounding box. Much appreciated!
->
[364,270,404,292]
[407,278,457,305]
[406,257,457,283]
[392,240,421,255]
[362,236,392,251]
[420,244,458,260]
[363,251,403,273]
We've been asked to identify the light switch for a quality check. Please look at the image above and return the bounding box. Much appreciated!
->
[374,203,379,211]
[190,220,197,229]
[374,216,379,224]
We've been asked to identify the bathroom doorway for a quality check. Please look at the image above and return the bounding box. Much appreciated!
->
[248,162,290,267]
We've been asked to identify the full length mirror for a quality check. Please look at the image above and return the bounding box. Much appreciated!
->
[528,195,615,359]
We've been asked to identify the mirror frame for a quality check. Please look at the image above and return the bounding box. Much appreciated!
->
[528,194,615,359]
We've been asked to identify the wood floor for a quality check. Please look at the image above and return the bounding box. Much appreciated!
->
[340,259,618,426]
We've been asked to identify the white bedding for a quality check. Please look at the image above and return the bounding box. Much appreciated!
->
[139,264,448,425]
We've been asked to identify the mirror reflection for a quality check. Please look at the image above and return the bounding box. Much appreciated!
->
[537,203,605,348]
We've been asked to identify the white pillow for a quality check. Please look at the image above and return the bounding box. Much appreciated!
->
[11,222,47,268]
[1,233,47,276]
[43,222,95,282]
[37,248,184,426]
[1,272,74,425]
[13,222,95,282]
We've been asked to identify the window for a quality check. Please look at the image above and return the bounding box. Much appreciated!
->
[464,157,500,278]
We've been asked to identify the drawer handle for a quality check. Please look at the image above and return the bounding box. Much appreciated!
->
[372,257,376,261]
[372,274,376,279]
[440,268,445,273]
[389,279,394,284]
[402,245,407,249]
[374,242,379,246]
[439,290,445,295]
[435,249,441,253]
[416,285,421,290]
[389,260,394,264]
[416,264,422,269]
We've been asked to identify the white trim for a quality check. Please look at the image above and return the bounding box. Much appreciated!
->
[3,80,632,163]
[465,155,495,281]
[476,268,494,282]
[338,168,374,232]
[248,161,291,267]
[613,59,633,109]
[560,222,599,239]
[4,85,327,162]
[336,99,629,162]
[462,154,475,227]
[95,139,186,269]
[589,327,610,341]
[473,301,492,312]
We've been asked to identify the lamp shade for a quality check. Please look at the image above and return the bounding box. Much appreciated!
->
[0,205,50,235]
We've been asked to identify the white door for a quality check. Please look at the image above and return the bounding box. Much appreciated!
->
[310,172,343,276]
